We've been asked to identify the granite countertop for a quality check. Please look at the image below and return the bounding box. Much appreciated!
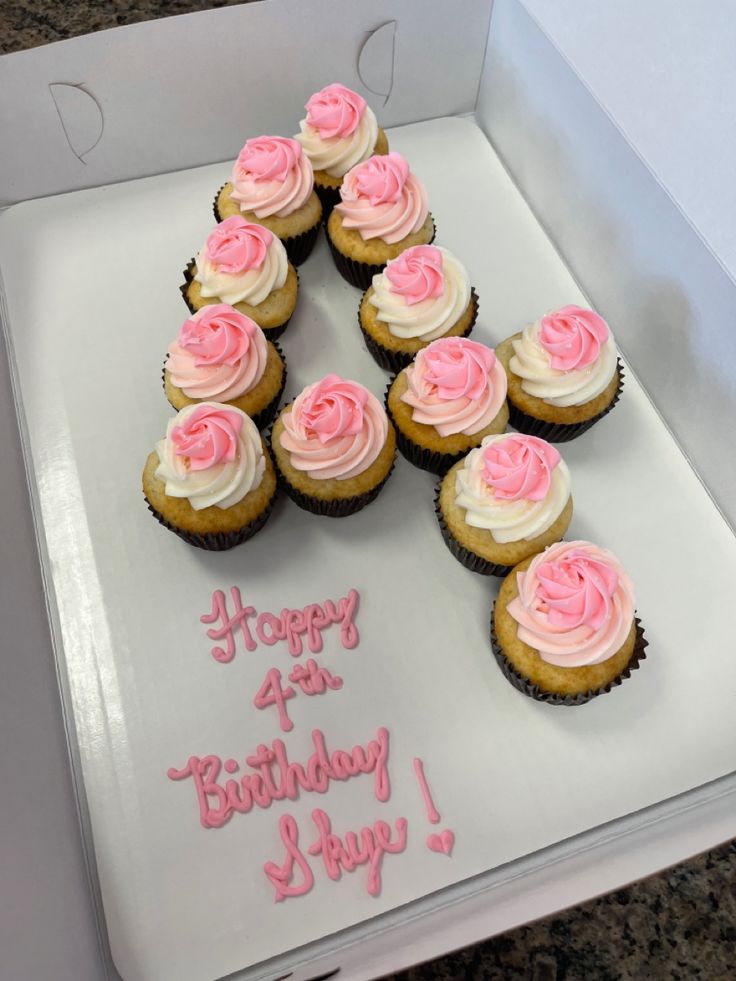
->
[2,3,734,979]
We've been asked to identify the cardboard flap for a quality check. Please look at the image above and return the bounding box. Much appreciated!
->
[0,0,491,206]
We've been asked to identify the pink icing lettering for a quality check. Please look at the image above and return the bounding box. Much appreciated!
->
[167,727,391,829]
[264,814,315,902]
[538,305,610,371]
[255,612,287,646]
[224,758,238,774]
[412,757,441,825]
[253,667,296,733]
[205,217,273,273]
[305,83,366,139]
[201,587,361,661]
[308,809,408,897]
[481,435,561,502]
[288,659,343,695]
[385,245,445,305]
[170,404,243,470]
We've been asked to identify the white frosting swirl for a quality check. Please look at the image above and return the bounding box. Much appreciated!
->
[154,402,265,510]
[194,236,288,307]
[369,247,472,341]
[296,109,378,178]
[455,435,571,543]
[510,318,617,407]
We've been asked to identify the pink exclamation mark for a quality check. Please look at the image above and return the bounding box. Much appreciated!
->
[413,758,455,856]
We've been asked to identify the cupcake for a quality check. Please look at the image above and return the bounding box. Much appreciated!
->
[271,374,396,517]
[326,152,435,289]
[181,217,298,340]
[495,305,623,442]
[295,83,389,217]
[214,136,322,266]
[437,433,573,576]
[358,245,478,372]
[142,402,277,550]
[163,305,286,431]
[387,337,509,476]
[491,540,647,704]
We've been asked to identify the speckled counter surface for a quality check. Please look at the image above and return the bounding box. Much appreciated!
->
[2,3,735,979]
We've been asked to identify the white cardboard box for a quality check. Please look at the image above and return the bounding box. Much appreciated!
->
[1,3,735,981]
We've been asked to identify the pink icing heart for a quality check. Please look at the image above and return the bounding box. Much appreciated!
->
[305,83,366,139]
[426,830,455,855]
[538,305,609,371]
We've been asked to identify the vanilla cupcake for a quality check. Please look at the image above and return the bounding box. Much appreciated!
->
[214,136,322,265]
[271,374,396,517]
[295,83,389,217]
[163,305,286,430]
[359,245,478,372]
[143,402,277,550]
[326,153,435,289]
[492,540,647,704]
[437,433,573,576]
[496,305,623,442]
[387,337,509,476]
[181,217,298,340]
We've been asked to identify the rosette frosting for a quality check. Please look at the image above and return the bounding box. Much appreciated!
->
[230,136,314,218]
[369,245,471,341]
[165,305,268,401]
[335,153,429,244]
[194,217,288,306]
[510,305,617,407]
[279,374,388,479]
[507,540,635,667]
[296,83,379,177]
[400,337,508,436]
[455,434,571,543]
[155,402,265,510]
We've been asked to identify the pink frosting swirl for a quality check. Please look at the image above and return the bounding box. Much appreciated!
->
[538,305,610,371]
[384,245,445,305]
[506,540,635,667]
[280,374,388,480]
[335,152,429,244]
[230,136,313,218]
[170,403,244,472]
[305,83,366,139]
[165,305,268,401]
[481,435,561,502]
[400,338,508,437]
[204,217,272,273]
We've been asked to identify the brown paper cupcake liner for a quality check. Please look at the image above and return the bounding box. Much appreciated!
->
[489,607,648,705]
[434,484,513,577]
[269,434,395,517]
[144,490,277,551]
[160,340,287,431]
[358,288,479,373]
[327,217,437,290]
[508,361,625,443]
[180,260,296,341]
[213,185,321,266]
[314,183,342,222]
[384,379,470,478]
